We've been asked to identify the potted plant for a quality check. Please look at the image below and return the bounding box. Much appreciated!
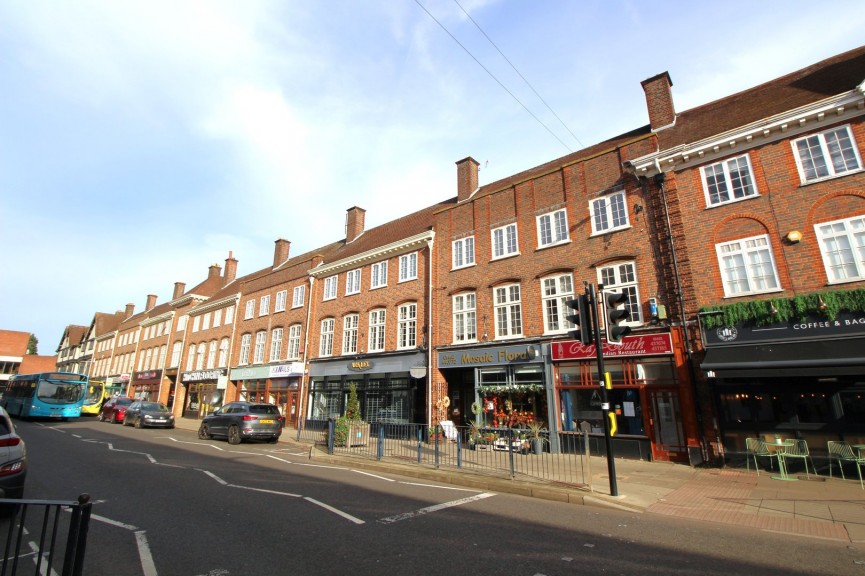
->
[335,383,369,447]
[527,420,547,455]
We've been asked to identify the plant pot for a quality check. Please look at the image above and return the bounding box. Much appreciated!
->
[531,438,543,455]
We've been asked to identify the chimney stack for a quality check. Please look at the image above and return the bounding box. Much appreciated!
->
[145,294,157,310]
[208,263,221,280]
[273,240,290,268]
[173,282,186,300]
[456,157,479,202]
[125,303,135,318]
[641,72,676,131]
[224,251,238,285]
[345,206,366,243]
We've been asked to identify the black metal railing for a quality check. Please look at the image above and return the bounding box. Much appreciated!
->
[0,494,92,576]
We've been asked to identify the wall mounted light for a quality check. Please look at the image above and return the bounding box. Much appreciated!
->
[786,230,803,243]
[634,204,644,214]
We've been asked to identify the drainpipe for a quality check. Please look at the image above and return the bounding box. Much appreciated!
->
[426,236,435,428]
[298,276,316,429]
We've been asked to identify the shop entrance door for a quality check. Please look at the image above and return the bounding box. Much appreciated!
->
[648,389,688,462]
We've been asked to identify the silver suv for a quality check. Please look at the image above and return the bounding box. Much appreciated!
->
[0,405,26,499]
[197,402,283,444]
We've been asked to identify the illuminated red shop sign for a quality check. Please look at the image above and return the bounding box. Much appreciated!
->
[551,333,674,361]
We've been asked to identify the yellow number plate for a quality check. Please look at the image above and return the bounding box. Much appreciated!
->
[260,419,274,424]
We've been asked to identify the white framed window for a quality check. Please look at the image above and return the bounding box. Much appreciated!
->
[196,343,206,370]
[793,125,862,183]
[452,236,475,269]
[452,293,477,343]
[218,338,229,368]
[170,342,182,368]
[287,325,302,360]
[239,334,251,365]
[398,303,417,349]
[275,290,287,312]
[715,235,780,297]
[292,285,305,308]
[158,345,167,368]
[253,331,267,363]
[399,253,418,282]
[323,276,338,300]
[541,274,576,334]
[816,215,865,283]
[259,295,270,316]
[202,312,211,331]
[345,269,361,295]
[590,191,629,234]
[701,154,757,206]
[371,261,388,289]
[224,306,234,324]
[207,340,217,369]
[598,262,643,325]
[244,300,255,320]
[319,319,335,357]
[213,309,221,328]
[494,284,522,338]
[537,209,569,247]
[343,314,359,354]
[142,349,151,371]
[156,323,164,337]
[186,345,196,371]
[192,316,200,333]
[368,309,386,352]
[270,328,283,361]
[491,223,519,259]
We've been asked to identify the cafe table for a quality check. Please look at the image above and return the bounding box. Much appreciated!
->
[765,439,798,481]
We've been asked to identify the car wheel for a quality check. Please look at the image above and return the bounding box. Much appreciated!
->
[198,424,211,440]
[228,424,241,445]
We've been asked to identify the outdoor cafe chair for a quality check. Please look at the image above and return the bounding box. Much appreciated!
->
[746,437,778,475]
[782,439,814,477]
[827,440,865,489]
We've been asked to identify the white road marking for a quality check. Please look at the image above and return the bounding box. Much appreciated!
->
[352,470,395,482]
[135,530,159,576]
[198,469,229,485]
[27,540,59,576]
[378,492,497,524]
[227,484,302,498]
[89,513,139,531]
[304,497,365,524]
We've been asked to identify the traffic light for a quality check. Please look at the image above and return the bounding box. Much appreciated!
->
[603,290,632,345]
[565,295,593,345]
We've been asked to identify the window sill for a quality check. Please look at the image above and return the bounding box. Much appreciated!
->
[535,240,571,251]
[589,225,631,238]
[490,252,521,263]
[705,194,760,210]
[398,277,418,284]
[798,167,863,187]
[722,288,784,299]
[451,263,477,272]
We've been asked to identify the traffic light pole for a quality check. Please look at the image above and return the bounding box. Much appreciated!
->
[586,283,618,497]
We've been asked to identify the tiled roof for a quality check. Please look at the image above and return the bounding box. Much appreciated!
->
[0,330,30,357]
[656,44,865,150]
[58,325,87,350]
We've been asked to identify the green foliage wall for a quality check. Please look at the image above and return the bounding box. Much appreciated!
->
[699,288,865,329]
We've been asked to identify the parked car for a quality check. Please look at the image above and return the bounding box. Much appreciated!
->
[124,401,175,429]
[198,402,283,445]
[98,397,134,423]
[0,405,26,500]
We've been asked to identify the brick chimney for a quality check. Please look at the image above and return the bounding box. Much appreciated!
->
[641,72,676,131]
[345,207,366,243]
[273,240,290,268]
[145,294,157,310]
[208,263,221,280]
[224,251,238,285]
[125,303,135,318]
[173,282,186,300]
[456,157,479,202]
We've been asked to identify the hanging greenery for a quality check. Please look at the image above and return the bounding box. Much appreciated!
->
[478,383,545,394]
[699,287,865,329]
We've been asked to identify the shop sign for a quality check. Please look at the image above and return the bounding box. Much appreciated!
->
[551,333,673,361]
[702,311,865,347]
[348,360,375,372]
[438,345,539,368]
[269,363,304,378]
[181,368,227,383]
[133,370,162,381]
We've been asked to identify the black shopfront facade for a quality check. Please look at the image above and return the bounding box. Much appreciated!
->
[701,312,865,458]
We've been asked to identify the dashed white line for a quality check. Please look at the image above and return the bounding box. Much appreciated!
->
[304,497,365,525]
[378,492,497,524]
[227,484,302,498]
[135,531,159,576]
[198,469,229,485]
[352,470,395,482]
[89,513,139,531]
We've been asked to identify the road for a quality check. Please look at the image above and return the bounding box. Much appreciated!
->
[7,418,865,576]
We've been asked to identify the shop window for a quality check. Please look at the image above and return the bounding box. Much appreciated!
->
[839,389,865,427]
[559,388,644,436]
[476,366,545,428]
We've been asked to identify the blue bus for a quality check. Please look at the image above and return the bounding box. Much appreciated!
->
[2,372,87,420]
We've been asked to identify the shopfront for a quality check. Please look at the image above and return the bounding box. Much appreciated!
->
[180,368,228,420]
[551,332,694,462]
[437,344,549,431]
[231,362,304,422]
[129,370,162,401]
[306,352,426,428]
[701,312,865,458]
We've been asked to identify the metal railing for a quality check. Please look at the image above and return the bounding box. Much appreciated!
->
[299,420,595,487]
[0,494,92,576]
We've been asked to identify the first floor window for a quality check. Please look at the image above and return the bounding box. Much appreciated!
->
[239,334,251,365]
[537,209,568,247]
[453,293,477,343]
[275,290,287,312]
[452,236,475,269]
[287,325,302,360]
[398,303,417,349]
[716,235,780,296]
[224,306,235,324]
[186,344,196,370]
[218,338,229,367]
[207,341,217,369]
[323,276,338,300]
[196,343,206,370]
[346,269,361,295]
[494,284,522,338]
[399,253,418,281]
[542,274,575,333]
[371,262,388,288]
[369,309,386,352]
[254,331,267,363]
[590,191,628,234]
[259,295,270,316]
[292,285,305,308]
[270,328,283,361]
[816,215,865,283]
[170,342,182,368]
[320,319,335,357]
[598,262,643,324]
[492,223,519,259]
[343,315,358,354]
[244,300,255,320]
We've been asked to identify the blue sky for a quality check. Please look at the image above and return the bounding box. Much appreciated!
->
[1,1,863,354]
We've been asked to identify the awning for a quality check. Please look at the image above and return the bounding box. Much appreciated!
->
[701,338,865,378]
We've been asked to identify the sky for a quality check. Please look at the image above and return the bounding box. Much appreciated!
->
[1,1,864,354]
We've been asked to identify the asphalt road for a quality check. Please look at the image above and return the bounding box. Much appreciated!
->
[7,417,865,576]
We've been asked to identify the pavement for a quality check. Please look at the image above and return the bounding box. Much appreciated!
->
[174,418,865,543]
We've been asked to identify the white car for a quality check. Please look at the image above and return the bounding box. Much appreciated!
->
[0,405,26,499]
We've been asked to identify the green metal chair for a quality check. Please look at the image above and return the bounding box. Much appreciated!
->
[827,441,865,489]
[782,439,813,477]
[746,437,778,475]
